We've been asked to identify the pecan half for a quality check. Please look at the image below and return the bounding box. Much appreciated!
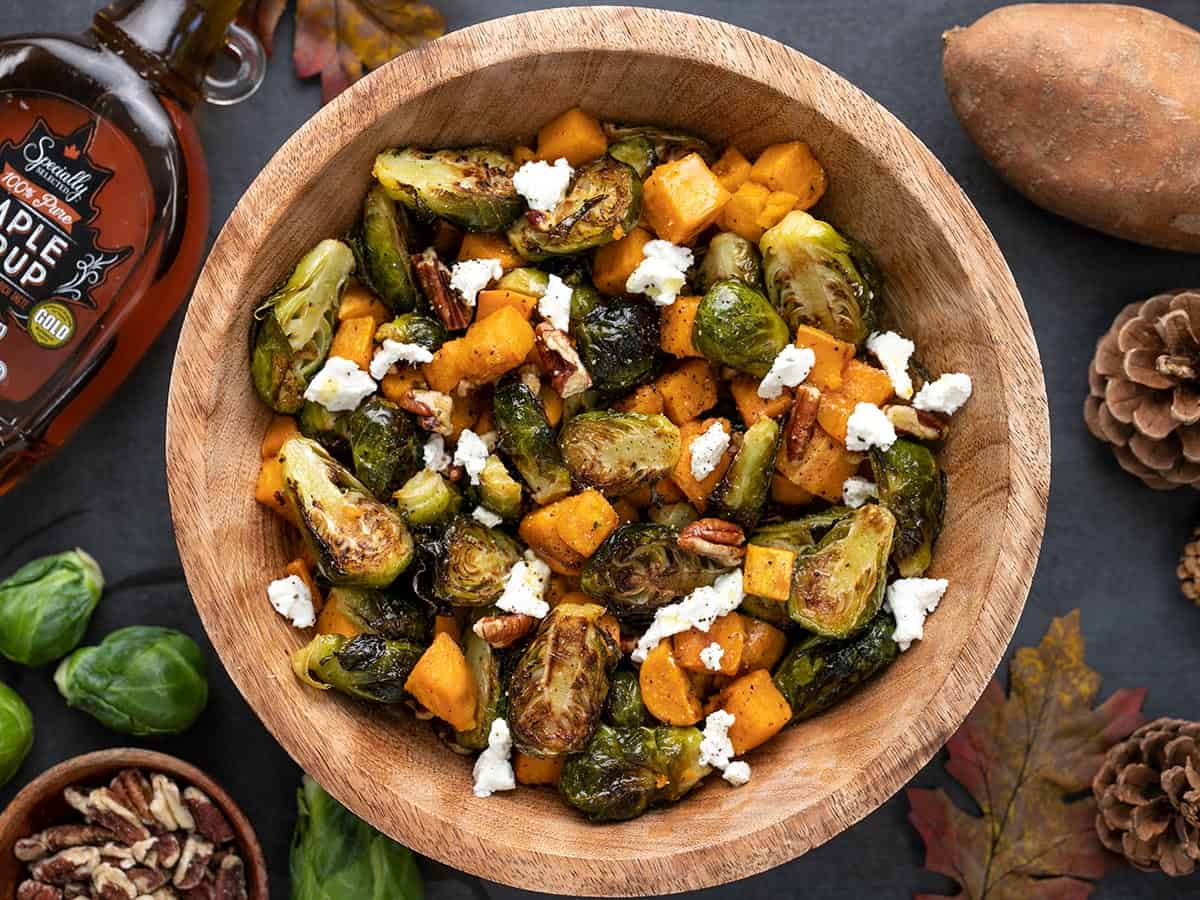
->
[678,518,746,566]
[785,385,821,461]
[61,885,88,900]
[884,404,948,441]
[516,363,542,397]
[31,847,100,885]
[414,248,471,330]
[172,835,213,890]
[213,855,248,900]
[149,776,194,834]
[400,389,454,435]
[100,842,137,869]
[182,787,234,845]
[181,878,215,900]
[16,825,117,862]
[131,833,180,871]
[74,788,150,845]
[110,770,156,827]
[533,323,592,398]
[16,881,62,900]
[92,863,138,900]
[128,866,167,893]
[472,613,536,649]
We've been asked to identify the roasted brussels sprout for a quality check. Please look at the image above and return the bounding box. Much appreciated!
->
[251,239,355,414]
[871,439,946,578]
[605,667,651,728]
[693,279,790,378]
[559,412,681,496]
[281,437,415,588]
[298,401,351,456]
[496,266,549,297]
[372,147,522,232]
[434,517,522,607]
[646,502,700,531]
[478,455,523,520]
[606,136,655,179]
[348,398,423,501]
[493,380,573,505]
[292,633,423,703]
[773,611,899,721]
[452,627,505,751]
[0,549,104,666]
[760,210,878,345]
[751,508,855,554]
[699,232,764,293]
[375,312,447,353]
[0,681,32,787]
[602,123,716,164]
[324,587,430,643]
[710,417,781,529]
[571,299,662,397]
[507,158,642,259]
[508,602,619,757]
[361,185,418,311]
[570,283,601,321]
[393,469,462,526]
[559,723,709,821]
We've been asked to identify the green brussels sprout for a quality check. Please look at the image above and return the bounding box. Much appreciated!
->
[710,417,782,529]
[493,380,573,505]
[509,602,619,757]
[0,549,104,666]
[693,279,791,378]
[580,524,729,622]
[54,627,208,736]
[496,266,549,298]
[570,283,601,321]
[773,612,899,721]
[606,135,656,179]
[698,232,764,293]
[559,411,681,496]
[347,398,423,501]
[870,439,947,578]
[292,633,424,703]
[452,626,505,751]
[571,299,662,397]
[742,509,854,626]
[281,437,415,588]
[478,454,523,520]
[324,587,430,644]
[361,185,418,311]
[559,723,709,822]
[375,312,447,353]
[760,210,878,345]
[601,122,716,165]
[298,401,352,456]
[434,517,522,607]
[561,389,602,428]
[0,681,32,787]
[507,158,642,259]
[251,239,355,414]
[393,469,462,526]
[604,667,651,728]
[788,503,895,638]
[646,502,700,531]
[372,146,522,232]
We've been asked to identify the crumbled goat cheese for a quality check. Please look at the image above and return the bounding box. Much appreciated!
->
[513,157,574,212]
[472,505,504,528]
[845,402,897,452]
[496,551,552,619]
[689,422,730,482]
[423,434,451,473]
[842,476,879,509]
[699,642,725,672]
[913,373,973,416]
[453,429,490,485]
[722,760,752,786]
[632,570,744,663]
[885,577,949,651]
[369,339,433,380]
[302,356,376,412]
[472,718,516,798]
[699,710,737,769]
[757,345,815,399]
[267,575,315,629]
[449,258,503,307]
[625,240,693,306]
[866,331,915,400]
[538,273,573,331]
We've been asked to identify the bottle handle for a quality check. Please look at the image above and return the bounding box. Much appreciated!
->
[203,21,267,106]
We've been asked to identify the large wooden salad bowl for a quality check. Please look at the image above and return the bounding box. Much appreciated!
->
[165,7,1049,894]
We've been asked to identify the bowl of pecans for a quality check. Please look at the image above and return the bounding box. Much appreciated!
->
[0,749,267,900]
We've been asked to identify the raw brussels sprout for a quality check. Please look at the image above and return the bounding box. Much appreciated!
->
[375,312,447,353]
[606,135,656,179]
[478,455,523,520]
[0,549,104,666]
[646,502,700,531]
[602,123,716,165]
[571,299,662,397]
[493,380,573,505]
[0,681,32,787]
[710,417,782,529]
[452,626,505,751]
[760,210,878,345]
[292,633,423,703]
[251,239,355,414]
[361,185,418,311]
[298,401,351,456]
[508,602,619,757]
[871,439,947,578]
[604,667,651,728]
[434,517,522,607]
[559,411,681,496]
[372,146,522,232]
[324,587,430,644]
[507,158,642,259]
[693,280,790,378]
[699,232,764,293]
[347,398,423,501]
[496,266,549,297]
[773,611,899,721]
[559,723,709,822]
[281,437,415,588]
[54,627,208,736]
[393,469,462,526]
[580,524,729,622]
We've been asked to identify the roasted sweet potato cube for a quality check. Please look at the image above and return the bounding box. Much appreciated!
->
[775,426,863,502]
[674,612,746,676]
[593,226,653,296]
[770,473,815,507]
[739,618,789,673]
[711,146,752,193]
[613,384,664,416]
[659,295,703,358]
[794,324,855,391]
[458,232,524,270]
[749,141,828,210]
[553,490,620,558]
[337,284,391,326]
[514,752,564,786]
[404,633,478,731]
[329,315,376,372]
[714,669,792,754]
[730,377,792,426]
[476,289,537,321]
[657,358,718,425]
[536,107,607,166]
[718,181,771,242]
[756,190,799,230]
[639,641,704,726]
[743,544,796,603]
[671,418,733,509]
[642,153,731,245]
[261,415,300,459]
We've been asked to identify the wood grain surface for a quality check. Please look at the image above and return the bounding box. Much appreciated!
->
[164,7,1050,895]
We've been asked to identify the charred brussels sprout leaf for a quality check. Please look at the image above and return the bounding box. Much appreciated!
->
[372,147,522,232]
[496,266,549,298]
[710,417,782,529]
[325,587,430,644]
[0,681,32,787]
[559,412,681,496]
[607,136,656,179]
[281,437,414,588]
[694,280,790,378]
[870,439,946,578]
[493,380,573,505]
[646,502,700,531]
[602,123,717,165]
[251,239,355,414]
[478,455,523,520]
[375,313,447,353]
[393,469,461,526]
[292,633,423,703]
[699,232,764,293]
[434,517,522,607]
[298,402,351,456]
[348,398,422,501]
[361,185,418,311]
[605,667,651,728]
[0,549,104,666]
[570,284,601,321]
[452,627,505,751]
[571,300,662,397]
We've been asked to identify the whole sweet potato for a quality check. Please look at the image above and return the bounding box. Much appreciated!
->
[944,3,1200,252]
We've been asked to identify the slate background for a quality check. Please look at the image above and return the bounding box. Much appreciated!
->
[3,1,1200,897]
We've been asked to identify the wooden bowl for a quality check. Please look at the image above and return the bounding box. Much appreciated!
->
[165,7,1049,895]
[0,749,268,898]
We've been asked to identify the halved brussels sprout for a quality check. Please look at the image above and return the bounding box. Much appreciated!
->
[292,633,424,703]
[298,401,351,456]
[478,455,523,520]
[372,147,522,232]
[348,398,423,501]
[393,469,461,526]
[571,299,662,397]
[452,626,505,751]
[870,439,946,578]
[760,210,878,345]
[698,232,764,293]
[508,601,619,757]
[646,502,700,531]
[606,136,655,179]
[604,667,651,728]
[493,380,573,505]
[361,185,418,311]
[570,284,601,321]
[251,239,355,414]
[280,437,414,588]
[693,279,790,378]
[324,587,430,644]
[496,267,549,298]
[375,313,447,353]
[559,412,681,496]
[601,123,716,164]
[434,517,522,607]
[710,417,781,529]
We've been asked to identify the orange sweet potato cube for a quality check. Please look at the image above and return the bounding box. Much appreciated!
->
[743,544,796,603]
[380,369,426,404]
[816,360,894,440]
[613,384,664,416]
[642,153,731,245]
[730,377,792,426]
[458,232,524,270]
[671,418,733,508]
[794,325,855,391]
[657,358,718,425]
[593,226,653,295]
[255,456,298,526]
[718,181,772,242]
[553,489,620,559]
[261,415,300,460]
[674,612,746,676]
[329,315,376,372]
[775,426,863,502]
[476,289,537,321]
[536,108,607,166]
[659,295,703,358]
[770,473,815,507]
[711,146,753,193]
[715,669,793,754]
[518,504,585,576]
[337,283,391,326]
[750,141,828,210]
[514,752,564,786]
[756,190,799,230]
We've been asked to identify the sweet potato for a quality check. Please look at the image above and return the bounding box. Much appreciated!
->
[816,359,894,441]
[718,181,772,243]
[775,426,863,502]
[711,146,752,194]
[657,358,718,425]
[476,289,537,321]
[794,325,854,391]
[337,284,391,326]
[458,232,524,270]
[255,457,298,526]
[551,490,620,558]
[749,141,827,210]
[315,593,360,638]
[642,154,731,245]
[613,384,664,416]
[730,377,791,426]
[713,669,792,754]
[404,632,478,731]
[536,108,607,166]
[423,305,534,392]
[659,295,703,358]
[379,369,426,404]
[611,497,639,525]
[515,752,564,786]
[674,612,746,676]
[261,415,300,459]
[329,315,375,372]
[639,641,704,726]
[770,473,815,507]
[539,384,563,427]
[739,619,788,673]
[743,544,795,603]
[593,226,654,296]
[671,418,733,509]
[285,558,321,611]
[518,502,587,575]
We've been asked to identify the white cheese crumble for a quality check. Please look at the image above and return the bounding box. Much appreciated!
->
[632,570,744,663]
[699,709,736,769]
[513,157,573,212]
[472,505,504,528]
[266,575,315,629]
[472,718,516,798]
[302,356,376,412]
[689,422,730,482]
[538,273,573,332]
[913,373,973,416]
[842,476,879,509]
[845,402,897,452]
[423,434,451,473]
[866,331,915,400]
[722,760,752,786]
[453,429,490,485]
[699,642,725,672]
[885,577,949,651]
[757,345,815,399]
[449,258,503,307]
[478,431,499,452]
[625,240,693,307]
[496,550,552,619]
[369,339,433,380]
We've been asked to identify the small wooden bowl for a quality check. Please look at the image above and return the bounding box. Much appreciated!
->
[0,749,268,898]
[165,7,1049,895]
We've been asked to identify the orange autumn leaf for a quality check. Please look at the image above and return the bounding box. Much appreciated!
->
[908,611,1146,900]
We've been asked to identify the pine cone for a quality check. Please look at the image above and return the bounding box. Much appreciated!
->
[1182,527,1200,606]
[1093,717,1200,876]
[1084,290,1200,490]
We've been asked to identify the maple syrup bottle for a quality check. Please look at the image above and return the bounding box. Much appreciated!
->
[0,0,264,494]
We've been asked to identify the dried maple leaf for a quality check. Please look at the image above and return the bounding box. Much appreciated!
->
[908,610,1147,900]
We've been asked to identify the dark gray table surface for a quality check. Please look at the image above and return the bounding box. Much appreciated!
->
[3,1,1200,897]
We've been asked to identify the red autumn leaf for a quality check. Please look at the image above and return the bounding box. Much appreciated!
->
[908,610,1147,900]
